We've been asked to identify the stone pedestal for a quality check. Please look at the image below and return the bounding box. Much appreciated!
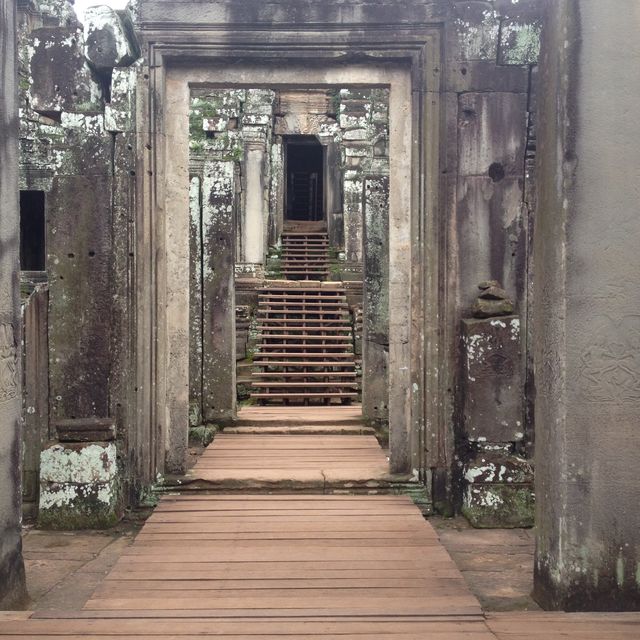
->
[38,442,121,530]
[460,316,533,528]
[461,316,523,444]
[462,450,534,529]
[534,0,640,610]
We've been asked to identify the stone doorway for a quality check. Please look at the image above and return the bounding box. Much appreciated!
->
[145,54,430,479]
[284,136,325,222]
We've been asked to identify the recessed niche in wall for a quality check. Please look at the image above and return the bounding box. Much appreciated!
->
[20,190,46,272]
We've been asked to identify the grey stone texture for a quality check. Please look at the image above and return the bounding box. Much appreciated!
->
[462,452,534,529]
[83,5,138,71]
[38,442,121,530]
[15,0,142,541]
[201,160,237,424]
[461,317,524,444]
[362,176,390,426]
[28,26,103,115]
[0,0,28,609]
[534,0,640,610]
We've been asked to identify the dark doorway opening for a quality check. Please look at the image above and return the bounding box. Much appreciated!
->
[285,136,324,221]
[20,190,46,272]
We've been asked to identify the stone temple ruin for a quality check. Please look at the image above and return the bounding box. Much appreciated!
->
[1,0,640,617]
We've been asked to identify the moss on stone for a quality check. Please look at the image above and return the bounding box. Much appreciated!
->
[462,484,535,529]
[37,484,122,531]
[188,424,218,447]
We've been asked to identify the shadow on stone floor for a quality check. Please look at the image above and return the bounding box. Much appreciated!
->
[21,521,140,610]
[432,516,540,612]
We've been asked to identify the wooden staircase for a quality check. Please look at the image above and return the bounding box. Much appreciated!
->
[251,221,358,405]
[280,224,330,280]
[250,281,359,404]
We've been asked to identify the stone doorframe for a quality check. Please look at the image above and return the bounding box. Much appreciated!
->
[135,26,445,480]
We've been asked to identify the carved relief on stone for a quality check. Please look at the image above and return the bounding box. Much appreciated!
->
[0,323,18,405]
[576,314,640,404]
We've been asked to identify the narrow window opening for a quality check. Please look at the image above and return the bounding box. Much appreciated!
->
[285,136,325,221]
[20,190,46,272]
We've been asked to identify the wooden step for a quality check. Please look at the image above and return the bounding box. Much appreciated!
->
[263,328,351,342]
[253,372,358,378]
[251,392,358,399]
[281,271,330,277]
[258,327,352,333]
[254,351,355,364]
[259,286,342,292]
[252,233,355,404]
[256,319,351,325]
[253,354,353,369]
[260,302,348,309]
[252,381,359,388]
[256,342,353,355]
[282,232,329,238]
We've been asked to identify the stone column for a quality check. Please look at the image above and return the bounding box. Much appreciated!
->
[0,0,28,608]
[242,136,266,269]
[202,160,236,423]
[534,0,640,610]
[362,176,389,426]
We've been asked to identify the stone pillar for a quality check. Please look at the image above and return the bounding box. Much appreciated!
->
[202,160,236,423]
[243,140,266,266]
[534,0,640,610]
[0,0,28,608]
[362,176,389,426]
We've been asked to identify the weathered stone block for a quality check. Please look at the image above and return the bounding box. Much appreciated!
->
[38,442,121,529]
[188,425,217,448]
[461,316,524,443]
[458,92,527,177]
[452,2,500,61]
[83,6,139,70]
[105,66,137,132]
[464,451,533,485]
[54,418,116,442]
[462,483,535,529]
[203,116,229,132]
[456,176,525,309]
[498,19,541,66]
[29,27,103,115]
[48,174,112,421]
[343,128,369,141]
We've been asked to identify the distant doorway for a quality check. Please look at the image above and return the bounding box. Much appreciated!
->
[285,136,324,221]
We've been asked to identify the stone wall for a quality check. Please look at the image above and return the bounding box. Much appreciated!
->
[0,0,28,609]
[14,0,544,521]
[534,0,640,610]
[17,0,141,526]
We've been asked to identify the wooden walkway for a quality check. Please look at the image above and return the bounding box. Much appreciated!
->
[86,494,481,615]
[4,413,640,637]
[185,434,404,490]
[2,493,639,638]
